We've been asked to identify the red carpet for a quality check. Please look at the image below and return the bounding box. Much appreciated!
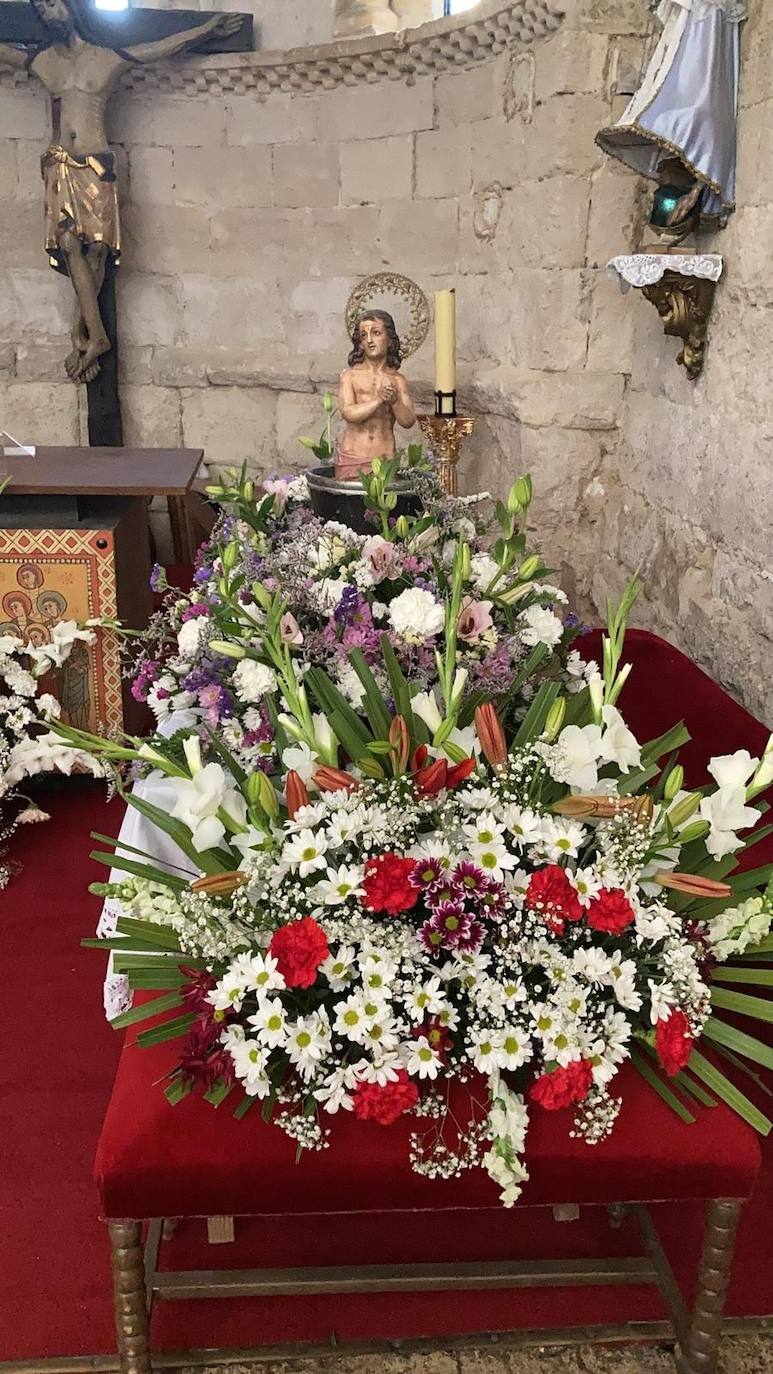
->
[1,630,772,1362]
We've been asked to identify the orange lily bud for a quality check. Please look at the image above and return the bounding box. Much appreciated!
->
[285,769,310,819]
[313,766,361,795]
[552,794,655,822]
[474,703,508,768]
[632,794,654,825]
[654,871,732,899]
[552,795,613,819]
[190,871,247,895]
[389,714,410,773]
[415,758,448,797]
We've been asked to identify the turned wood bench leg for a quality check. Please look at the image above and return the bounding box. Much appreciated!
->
[676,1199,742,1374]
[108,1221,151,1374]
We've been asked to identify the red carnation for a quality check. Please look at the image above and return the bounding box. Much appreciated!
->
[269,916,329,989]
[353,1069,420,1125]
[655,1009,694,1077]
[586,887,635,935]
[526,864,583,934]
[530,1059,594,1111]
[362,853,420,915]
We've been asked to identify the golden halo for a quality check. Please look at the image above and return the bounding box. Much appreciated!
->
[345,272,431,359]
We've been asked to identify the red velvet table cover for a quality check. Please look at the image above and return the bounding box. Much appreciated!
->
[94,630,769,1223]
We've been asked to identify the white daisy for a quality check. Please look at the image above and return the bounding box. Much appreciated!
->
[310,863,365,905]
[285,1012,331,1079]
[246,996,288,1048]
[282,827,329,877]
[402,1035,443,1080]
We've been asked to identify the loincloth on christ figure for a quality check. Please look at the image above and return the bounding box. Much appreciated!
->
[41,146,121,275]
[335,445,396,481]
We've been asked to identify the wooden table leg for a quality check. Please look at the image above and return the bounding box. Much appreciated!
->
[676,1199,742,1374]
[108,1220,151,1374]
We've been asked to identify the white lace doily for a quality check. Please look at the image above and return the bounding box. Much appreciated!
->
[607,253,724,293]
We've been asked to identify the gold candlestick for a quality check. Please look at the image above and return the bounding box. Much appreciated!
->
[417,414,475,497]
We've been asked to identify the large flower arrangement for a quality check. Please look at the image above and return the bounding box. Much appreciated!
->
[65,523,773,1206]
[0,619,105,886]
[128,463,591,779]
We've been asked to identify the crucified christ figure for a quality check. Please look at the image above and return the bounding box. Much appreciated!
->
[0,0,242,384]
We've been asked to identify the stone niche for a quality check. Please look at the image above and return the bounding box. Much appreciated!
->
[1,0,772,716]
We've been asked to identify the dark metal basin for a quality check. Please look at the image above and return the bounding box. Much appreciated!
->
[306,464,422,534]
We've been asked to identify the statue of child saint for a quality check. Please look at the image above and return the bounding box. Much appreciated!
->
[336,310,416,480]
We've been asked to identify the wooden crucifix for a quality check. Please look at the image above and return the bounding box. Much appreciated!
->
[0,0,252,445]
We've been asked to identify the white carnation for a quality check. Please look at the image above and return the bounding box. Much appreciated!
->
[519,604,563,649]
[176,616,207,659]
[388,587,444,641]
[232,658,277,704]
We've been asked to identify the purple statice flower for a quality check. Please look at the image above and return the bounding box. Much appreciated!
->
[149,563,167,593]
[181,661,224,694]
[131,658,161,703]
[334,585,361,625]
[194,565,213,586]
[466,639,522,697]
[181,601,211,622]
[219,515,238,543]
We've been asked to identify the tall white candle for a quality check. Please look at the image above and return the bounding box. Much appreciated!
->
[434,288,456,414]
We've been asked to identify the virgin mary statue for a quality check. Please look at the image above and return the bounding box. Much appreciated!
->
[596,0,744,230]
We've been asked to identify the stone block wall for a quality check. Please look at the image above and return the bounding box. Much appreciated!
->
[1,0,771,717]
[584,0,773,721]
[0,0,642,555]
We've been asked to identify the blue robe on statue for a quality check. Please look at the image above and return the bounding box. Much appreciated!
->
[596,0,744,227]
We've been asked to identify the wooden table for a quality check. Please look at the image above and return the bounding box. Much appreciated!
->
[0,446,209,733]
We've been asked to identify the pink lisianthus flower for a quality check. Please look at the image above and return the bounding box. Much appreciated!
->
[262,476,292,516]
[279,611,304,646]
[458,596,494,642]
[362,534,401,583]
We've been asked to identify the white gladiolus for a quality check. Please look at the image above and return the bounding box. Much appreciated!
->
[707,750,759,792]
[699,787,761,859]
[551,723,604,791]
[169,762,242,852]
[599,704,641,773]
[412,690,443,733]
[183,735,203,775]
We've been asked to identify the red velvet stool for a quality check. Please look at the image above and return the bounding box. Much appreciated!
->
[95,1034,760,1374]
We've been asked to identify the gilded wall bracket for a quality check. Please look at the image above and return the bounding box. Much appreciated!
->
[607,253,723,382]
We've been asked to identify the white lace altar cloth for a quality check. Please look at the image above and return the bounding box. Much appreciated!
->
[98,774,196,1020]
[607,254,724,294]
